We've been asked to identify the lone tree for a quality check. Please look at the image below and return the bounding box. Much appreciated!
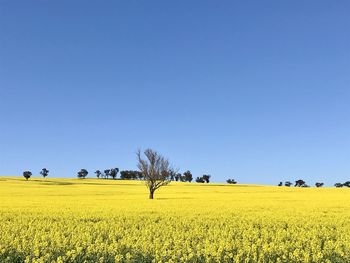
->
[278,182,283,186]
[23,171,32,180]
[335,183,343,188]
[137,148,173,199]
[77,169,88,179]
[110,168,119,179]
[95,170,102,178]
[40,168,49,178]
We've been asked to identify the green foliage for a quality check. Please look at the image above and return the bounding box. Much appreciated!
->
[120,170,143,180]
[196,175,211,183]
[227,179,237,184]
[23,171,32,180]
[95,170,101,178]
[183,170,193,182]
[77,169,88,179]
[40,168,49,178]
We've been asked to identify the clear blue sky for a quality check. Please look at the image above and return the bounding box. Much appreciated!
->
[1,1,349,185]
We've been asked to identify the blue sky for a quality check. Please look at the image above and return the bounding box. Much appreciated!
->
[1,1,349,185]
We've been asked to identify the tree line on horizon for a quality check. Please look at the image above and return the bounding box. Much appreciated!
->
[21,148,217,199]
[23,168,213,183]
[20,148,350,199]
[277,180,350,188]
[21,169,350,188]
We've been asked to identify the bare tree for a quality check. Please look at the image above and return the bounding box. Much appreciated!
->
[137,149,173,199]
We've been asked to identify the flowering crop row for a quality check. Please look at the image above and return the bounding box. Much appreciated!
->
[0,177,350,262]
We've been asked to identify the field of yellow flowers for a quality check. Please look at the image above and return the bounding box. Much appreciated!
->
[0,177,350,262]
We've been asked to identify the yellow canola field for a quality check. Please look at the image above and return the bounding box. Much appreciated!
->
[1,177,350,263]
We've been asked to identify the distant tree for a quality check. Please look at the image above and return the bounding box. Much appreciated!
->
[95,170,102,178]
[285,181,292,187]
[110,168,119,179]
[183,170,193,182]
[137,149,173,199]
[315,182,324,188]
[227,179,237,184]
[343,181,350,187]
[77,169,88,179]
[202,174,211,183]
[278,182,283,186]
[179,175,186,182]
[104,169,110,179]
[195,176,205,183]
[119,170,128,180]
[169,169,176,181]
[174,173,181,182]
[335,183,344,188]
[295,179,306,187]
[136,170,143,180]
[23,171,32,180]
[120,170,143,180]
[40,168,49,178]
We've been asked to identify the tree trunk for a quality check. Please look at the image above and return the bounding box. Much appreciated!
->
[149,190,154,199]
